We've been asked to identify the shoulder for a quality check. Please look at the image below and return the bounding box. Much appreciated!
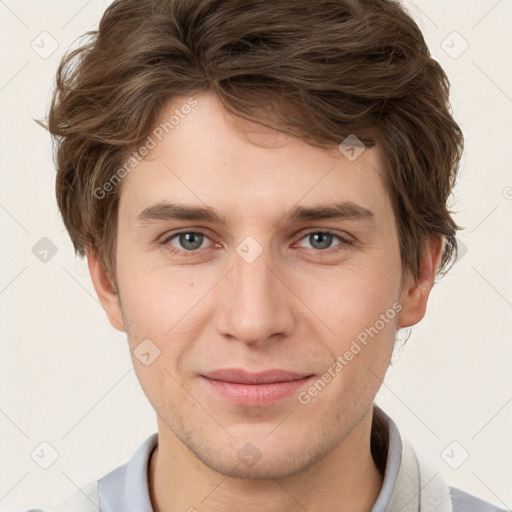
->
[46,480,100,512]
[55,480,100,512]
[450,486,510,512]
[18,480,99,512]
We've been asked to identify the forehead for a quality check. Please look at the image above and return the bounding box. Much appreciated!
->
[117,92,391,227]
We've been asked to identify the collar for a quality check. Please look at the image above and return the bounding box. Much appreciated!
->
[97,404,452,511]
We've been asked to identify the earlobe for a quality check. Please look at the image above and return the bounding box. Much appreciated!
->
[396,235,444,329]
[86,247,126,333]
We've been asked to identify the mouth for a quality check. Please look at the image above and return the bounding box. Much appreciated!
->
[200,369,315,406]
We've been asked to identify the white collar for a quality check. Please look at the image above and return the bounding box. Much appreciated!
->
[372,406,453,511]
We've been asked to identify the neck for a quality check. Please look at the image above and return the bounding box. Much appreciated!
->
[149,405,384,512]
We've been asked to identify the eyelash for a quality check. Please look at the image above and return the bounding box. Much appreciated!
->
[160,229,352,258]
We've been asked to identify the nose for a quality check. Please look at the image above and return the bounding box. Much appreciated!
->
[215,241,295,347]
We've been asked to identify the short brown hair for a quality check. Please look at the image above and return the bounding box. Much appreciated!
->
[46,0,464,289]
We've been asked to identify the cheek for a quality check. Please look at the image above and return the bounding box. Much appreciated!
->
[294,257,400,394]
[116,251,196,330]
[116,258,216,382]
[298,259,400,336]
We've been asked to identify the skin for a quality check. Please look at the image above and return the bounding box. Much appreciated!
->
[88,92,443,512]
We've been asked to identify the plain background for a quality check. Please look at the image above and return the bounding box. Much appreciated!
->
[0,0,511,510]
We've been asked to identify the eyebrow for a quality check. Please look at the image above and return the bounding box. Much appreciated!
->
[136,201,375,225]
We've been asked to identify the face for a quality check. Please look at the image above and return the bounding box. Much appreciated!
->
[90,92,437,479]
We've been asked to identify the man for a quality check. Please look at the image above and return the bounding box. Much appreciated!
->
[37,0,508,510]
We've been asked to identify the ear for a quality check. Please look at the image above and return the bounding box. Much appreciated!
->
[396,235,444,328]
[87,247,126,332]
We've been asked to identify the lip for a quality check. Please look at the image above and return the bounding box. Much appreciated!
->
[202,368,312,384]
[200,369,315,407]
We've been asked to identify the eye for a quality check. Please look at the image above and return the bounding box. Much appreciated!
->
[162,231,212,256]
[295,231,350,252]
